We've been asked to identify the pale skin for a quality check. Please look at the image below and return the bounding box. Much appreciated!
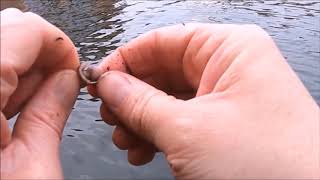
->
[0,9,80,179]
[1,8,319,179]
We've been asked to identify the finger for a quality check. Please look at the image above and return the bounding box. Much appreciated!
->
[100,103,117,126]
[12,70,80,149]
[196,25,275,96]
[1,10,79,75]
[0,113,11,148]
[128,143,156,166]
[1,10,79,115]
[112,126,140,150]
[93,24,236,92]
[97,71,184,151]
[0,8,24,22]
[93,25,194,92]
[0,63,18,111]
[3,69,43,119]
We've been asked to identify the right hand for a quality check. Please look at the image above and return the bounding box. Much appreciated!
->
[89,24,319,179]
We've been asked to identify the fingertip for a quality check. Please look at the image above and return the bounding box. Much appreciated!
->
[112,126,139,150]
[1,8,23,17]
[128,143,156,166]
[100,103,117,126]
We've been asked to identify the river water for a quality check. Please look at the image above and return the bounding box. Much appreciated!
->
[2,0,319,179]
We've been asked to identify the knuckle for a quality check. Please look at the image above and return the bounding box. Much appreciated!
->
[240,24,271,41]
[227,24,274,54]
[112,130,127,150]
[242,24,264,31]
[24,12,49,29]
[24,12,42,23]
[24,11,40,19]
[1,8,23,14]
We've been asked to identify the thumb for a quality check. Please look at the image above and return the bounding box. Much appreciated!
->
[97,71,182,149]
[13,70,80,149]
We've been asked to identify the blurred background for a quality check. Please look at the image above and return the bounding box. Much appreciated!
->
[1,0,319,179]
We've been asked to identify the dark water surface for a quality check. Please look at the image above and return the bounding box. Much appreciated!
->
[3,0,320,179]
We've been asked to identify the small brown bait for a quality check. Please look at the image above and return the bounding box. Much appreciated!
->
[78,62,98,85]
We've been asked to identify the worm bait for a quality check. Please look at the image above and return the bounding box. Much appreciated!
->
[78,62,98,85]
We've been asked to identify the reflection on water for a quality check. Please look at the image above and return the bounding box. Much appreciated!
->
[3,0,320,179]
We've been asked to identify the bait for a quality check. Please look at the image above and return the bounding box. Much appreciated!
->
[78,62,98,85]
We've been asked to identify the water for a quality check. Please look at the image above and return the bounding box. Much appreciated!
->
[2,0,319,179]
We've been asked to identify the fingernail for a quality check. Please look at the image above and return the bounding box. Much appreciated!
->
[84,65,103,82]
[97,72,131,110]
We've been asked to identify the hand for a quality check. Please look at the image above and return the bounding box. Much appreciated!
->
[0,8,80,179]
[89,23,319,179]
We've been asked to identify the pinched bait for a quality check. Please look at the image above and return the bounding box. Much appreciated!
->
[78,62,98,85]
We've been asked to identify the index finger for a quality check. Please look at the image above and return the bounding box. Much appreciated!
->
[92,24,236,93]
[1,9,79,76]
[1,8,79,115]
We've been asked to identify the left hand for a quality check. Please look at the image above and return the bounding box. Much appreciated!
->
[0,8,80,179]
